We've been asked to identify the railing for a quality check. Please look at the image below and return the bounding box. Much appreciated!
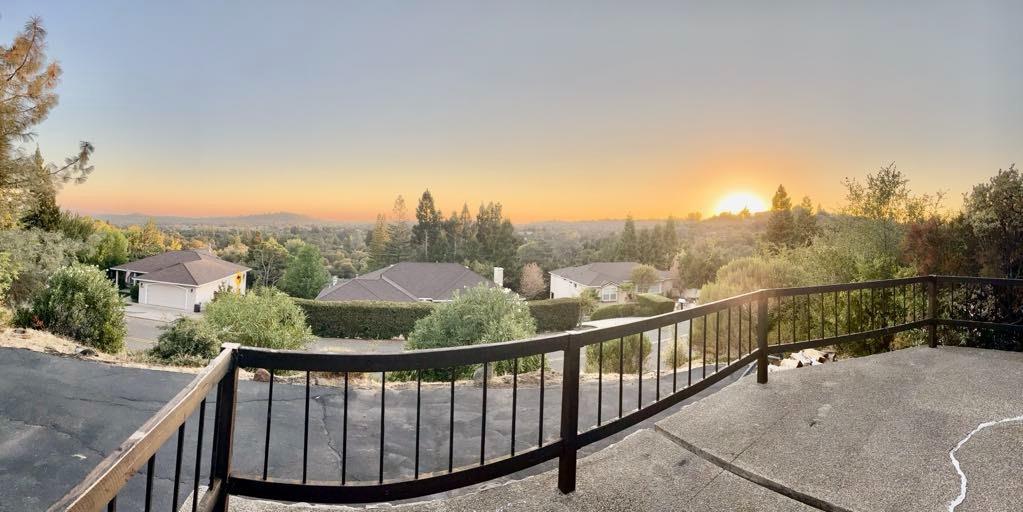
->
[51,275,1023,511]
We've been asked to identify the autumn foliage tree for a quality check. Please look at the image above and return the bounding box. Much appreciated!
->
[519,262,545,299]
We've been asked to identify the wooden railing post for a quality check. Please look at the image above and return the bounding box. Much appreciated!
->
[927,277,938,348]
[210,343,240,512]
[756,292,770,384]
[557,337,581,494]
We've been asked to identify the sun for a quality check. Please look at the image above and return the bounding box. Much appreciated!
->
[714,192,767,215]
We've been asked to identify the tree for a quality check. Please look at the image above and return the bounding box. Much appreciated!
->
[368,213,390,269]
[842,163,941,257]
[84,225,129,269]
[28,264,125,352]
[279,244,331,299]
[1,19,95,227]
[406,285,538,379]
[0,252,19,310]
[0,228,80,304]
[662,216,679,263]
[765,185,795,250]
[217,235,249,263]
[126,219,167,259]
[385,195,414,263]
[792,195,818,246]
[630,264,660,294]
[246,237,289,287]
[475,202,521,287]
[963,164,1023,278]
[413,189,443,260]
[205,287,311,349]
[519,262,546,299]
[618,215,638,261]
[676,242,727,290]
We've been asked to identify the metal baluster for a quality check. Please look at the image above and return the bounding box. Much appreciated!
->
[262,369,274,480]
[748,302,753,355]
[687,320,693,387]
[107,496,116,512]
[714,310,720,372]
[449,367,456,473]
[805,294,810,340]
[846,289,852,334]
[480,362,488,465]
[341,372,348,484]
[703,315,708,379]
[726,307,732,365]
[637,333,643,410]
[618,337,624,418]
[415,370,421,479]
[302,371,310,484]
[172,422,185,511]
[791,296,796,342]
[834,292,839,338]
[597,341,603,425]
[672,323,678,393]
[379,372,386,484]
[144,455,154,512]
[538,354,545,447]
[511,358,518,455]
[777,298,782,345]
[191,400,205,512]
[820,293,825,338]
[737,305,743,358]
[655,327,661,401]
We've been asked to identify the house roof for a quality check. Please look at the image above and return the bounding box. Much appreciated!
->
[114,250,249,287]
[316,262,493,302]
[549,262,672,287]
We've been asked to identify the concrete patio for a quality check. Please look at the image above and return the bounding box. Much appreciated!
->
[232,346,1023,511]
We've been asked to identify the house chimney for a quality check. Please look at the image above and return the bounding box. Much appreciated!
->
[493,267,504,287]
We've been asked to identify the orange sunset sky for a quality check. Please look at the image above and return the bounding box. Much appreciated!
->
[6,1,1020,222]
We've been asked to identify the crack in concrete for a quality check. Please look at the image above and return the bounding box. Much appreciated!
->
[948,414,1023,512]
[313,394,344,478]
[1,417,106,458]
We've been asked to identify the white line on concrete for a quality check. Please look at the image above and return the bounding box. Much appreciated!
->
[948,414,1023,512]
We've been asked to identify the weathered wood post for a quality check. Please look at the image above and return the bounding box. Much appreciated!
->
[211,343,240,512]
[756,292,770,384]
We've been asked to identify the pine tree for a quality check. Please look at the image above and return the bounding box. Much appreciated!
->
[369,213,390,269]
[792,195,818,246]
[765,185,795,250]
[413,189,442,260]
[618,215,639,261]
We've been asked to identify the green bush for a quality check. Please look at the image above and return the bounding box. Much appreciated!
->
[405,285,539,380]
[30,264,125,352]
[205,287,311,349]
[637,293,674,316]
[527,298,581,332]
[149,317,221,365]
[584,334,651,374]
[129,283,139,302]
[590,303,638,320]
[294,299,435,339]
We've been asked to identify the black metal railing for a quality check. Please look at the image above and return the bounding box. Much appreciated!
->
[51,275,1023,511]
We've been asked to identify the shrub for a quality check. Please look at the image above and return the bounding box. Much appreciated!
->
[295,299,435,339]
[30,264,125,352]
[205,287,311,349]
[590,303,638,320]
[579,288,599,317]
[149,317,221,365]
[279,245,331,299]
[527,298,581,332]
[584,334,651,374]
[405,285,538,380]
[636,293,674,316]
[129,283,140,302]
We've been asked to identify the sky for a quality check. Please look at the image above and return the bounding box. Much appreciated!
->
[3,1,1021,222]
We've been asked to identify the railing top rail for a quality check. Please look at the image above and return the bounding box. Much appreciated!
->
[934,275,1023,287]
[50,346,236,512]
[237,332,570,372]
[765,275,931,297]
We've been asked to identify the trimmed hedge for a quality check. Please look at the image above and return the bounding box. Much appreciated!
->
[295,299,435,339]
[637,293,674,316]
[590,303,638,320]
[527,298,581,332]
[590,294,674,321]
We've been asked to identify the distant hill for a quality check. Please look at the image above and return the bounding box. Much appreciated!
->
[92,212,333,227]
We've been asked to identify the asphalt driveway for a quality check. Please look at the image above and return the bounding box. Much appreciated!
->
[0,347,744,511]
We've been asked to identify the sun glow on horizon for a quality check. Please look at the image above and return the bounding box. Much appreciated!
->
[714,192,767,215]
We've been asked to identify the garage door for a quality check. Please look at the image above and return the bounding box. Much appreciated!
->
[144,283,189,310]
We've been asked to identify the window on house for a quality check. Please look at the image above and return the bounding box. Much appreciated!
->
[601,287,618,302]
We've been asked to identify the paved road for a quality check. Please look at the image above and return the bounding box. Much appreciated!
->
[0,347,747,511]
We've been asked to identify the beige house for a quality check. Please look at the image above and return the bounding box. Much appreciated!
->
[549,262,672,303]
[110,250,249,311]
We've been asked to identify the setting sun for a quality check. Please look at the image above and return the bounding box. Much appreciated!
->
[714,192,767,215]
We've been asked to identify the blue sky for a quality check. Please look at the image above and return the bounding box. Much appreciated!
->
[3,1,1021,220]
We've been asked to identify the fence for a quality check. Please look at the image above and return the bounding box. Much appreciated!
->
[51,275,1023,511]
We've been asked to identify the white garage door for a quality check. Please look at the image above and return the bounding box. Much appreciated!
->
[144,283,189,310]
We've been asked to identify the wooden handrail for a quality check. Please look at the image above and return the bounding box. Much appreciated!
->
[49,346,237,512]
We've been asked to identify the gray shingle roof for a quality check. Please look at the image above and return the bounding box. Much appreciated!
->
[316,262,492,302]
[549,262,671,287]
[114,250,249,286]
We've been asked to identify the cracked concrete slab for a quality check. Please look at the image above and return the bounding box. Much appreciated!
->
[656,346,1023,512]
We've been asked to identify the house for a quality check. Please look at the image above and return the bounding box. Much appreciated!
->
[316,262,496,302]
[549,262,673,303]
[110,250,249,311]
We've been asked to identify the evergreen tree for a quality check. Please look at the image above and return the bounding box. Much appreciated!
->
[279,244,331,299]
[385,195,414,263]
[765,185,795,250]
[663,216,679,262]
[618,215,639,261]
[413,189,442,260]
[792,195,818,246]
[368,213,390,269]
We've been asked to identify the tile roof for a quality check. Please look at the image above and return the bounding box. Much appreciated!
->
[114,250,249,286]
[316,262,493,302]
[549,262,672,287]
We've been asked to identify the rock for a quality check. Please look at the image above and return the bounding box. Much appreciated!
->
[792,352,816,367]
[253,368,271,382]
[778,358,799,370]
[76,346,97,357]
[801,348,826,363]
